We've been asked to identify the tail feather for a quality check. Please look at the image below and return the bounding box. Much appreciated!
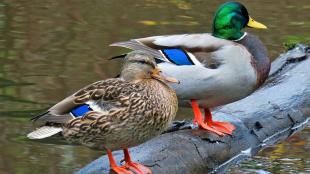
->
[27,126,63,139]
[30,111,49,121]
[31,111,73,124]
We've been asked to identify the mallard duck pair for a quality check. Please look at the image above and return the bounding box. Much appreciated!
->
[28,1,271,174]
[28,51,179,174]
[111,1,270,136]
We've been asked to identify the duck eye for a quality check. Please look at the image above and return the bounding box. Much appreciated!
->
[137,60,148,64]
[129,60,147,64]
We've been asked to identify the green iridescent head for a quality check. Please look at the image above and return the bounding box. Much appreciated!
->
[212,2,267,40]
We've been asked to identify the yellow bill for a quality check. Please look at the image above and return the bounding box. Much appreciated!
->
[247,16,267,29]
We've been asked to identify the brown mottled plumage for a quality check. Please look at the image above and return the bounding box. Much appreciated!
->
[27,51,178,174]
[63,78,177,150]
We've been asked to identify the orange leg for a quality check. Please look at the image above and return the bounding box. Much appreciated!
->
[107,150,133,174]
[204,108,235,135]
[123,149,152,174]
[191,100,225,136]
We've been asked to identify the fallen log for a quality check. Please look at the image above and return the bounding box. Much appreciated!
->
[77,44,310,174]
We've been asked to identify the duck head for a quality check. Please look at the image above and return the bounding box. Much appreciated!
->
[212,2,267,41]
[121,51,179,83]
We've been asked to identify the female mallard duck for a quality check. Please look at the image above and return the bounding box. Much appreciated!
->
[111,2,270,136]
[27,51,179,174]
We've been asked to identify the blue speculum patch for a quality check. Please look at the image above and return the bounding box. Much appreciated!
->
[71,104,92,117]
[161,48,194,65]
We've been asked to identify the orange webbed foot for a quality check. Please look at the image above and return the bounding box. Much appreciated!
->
[191,100,236,136]
[110,166,134,174]
[107,150,134,174]
[207,121,235,135]
[204,108,235,135]
[123,149,152,174]
[191,100,225,136]
[124,162,152,174]
[197,121,226,136]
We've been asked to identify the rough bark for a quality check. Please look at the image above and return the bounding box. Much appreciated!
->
[77,45,310,174]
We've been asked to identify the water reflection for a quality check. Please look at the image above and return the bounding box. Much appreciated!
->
[229,127,310,174]
[0,0,309,173]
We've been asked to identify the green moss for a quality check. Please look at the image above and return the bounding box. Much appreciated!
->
[283,35,310,50]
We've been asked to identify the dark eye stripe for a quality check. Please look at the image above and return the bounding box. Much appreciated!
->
[129,60,156,68]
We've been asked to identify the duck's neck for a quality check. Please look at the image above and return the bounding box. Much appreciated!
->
[236,33,271,86]
[232,32,247,41]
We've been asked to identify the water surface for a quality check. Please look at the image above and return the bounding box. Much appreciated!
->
[0,0,309,173]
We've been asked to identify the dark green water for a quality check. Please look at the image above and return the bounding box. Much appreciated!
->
[0,0,309,173]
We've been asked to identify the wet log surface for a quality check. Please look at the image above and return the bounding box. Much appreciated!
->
[77,45,310,174]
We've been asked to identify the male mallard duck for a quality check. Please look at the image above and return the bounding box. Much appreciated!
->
[27,51,179,174]
[111,2,270,136]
